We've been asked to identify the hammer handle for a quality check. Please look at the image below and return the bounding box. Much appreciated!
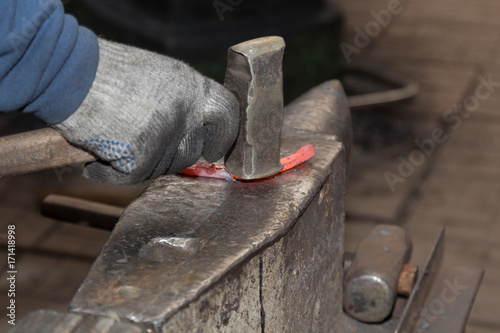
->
[0,128,95,178]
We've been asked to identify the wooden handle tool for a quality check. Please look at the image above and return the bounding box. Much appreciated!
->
[0,128,95,178]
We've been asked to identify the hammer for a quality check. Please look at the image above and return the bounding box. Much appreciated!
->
[0,37,285,179]
[343,225,417,323]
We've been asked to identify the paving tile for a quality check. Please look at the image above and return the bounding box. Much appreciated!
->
[0,295,69,333]
[467,283,500,328]
[436,144,500,170]
[394,91,471,121]
[466,326,500,333]
[389,62,477,94]
[0,166,147,214]
[417,174,500,216]
[494,50,500,70]
[402,206,490,266]
[398,222,444,267]
[0,250,7,271]
[481,248,500,287]
[0,254,93,303]
[474,95,500,120]
[488,212,500,246]
[468,266,500,333]
[346,144,426,220]
[348,61,478,122]
[433,142,500,184]
[0,208,57,250]
[38,223,110,258]
[370,18,498,64]
[344,218,380,253]
[407,207,492,243]
[431,138,500,182]
[431,163,500,184]
[403,0,500,28]
[39,167,149,208]
[439,119,500,156]
[0,177,44,213]
[341,0,500,330]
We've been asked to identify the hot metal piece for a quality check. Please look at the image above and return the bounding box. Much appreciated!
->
[180,144,315,180]
[224,36,285,180]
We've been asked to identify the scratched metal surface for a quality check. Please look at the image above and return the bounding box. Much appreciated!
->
[70,134,342,326]
[69,80,351,328]
[11,310,146,333]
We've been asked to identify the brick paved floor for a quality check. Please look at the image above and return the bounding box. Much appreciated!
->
[338,0,500,331]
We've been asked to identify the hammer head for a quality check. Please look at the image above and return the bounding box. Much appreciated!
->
[343,225,413,323]
[223,36,285,180]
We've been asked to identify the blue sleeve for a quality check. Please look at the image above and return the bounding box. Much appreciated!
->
[0,0,99,124]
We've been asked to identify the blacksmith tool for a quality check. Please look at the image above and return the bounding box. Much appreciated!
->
[223,36,285,180]
[182,36,315,180]
[0,127,95,178]
[0,36,292,181]
[343,225,413,323]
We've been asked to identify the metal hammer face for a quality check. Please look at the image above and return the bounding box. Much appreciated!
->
[343,225,412,323]
[224,36,285,180]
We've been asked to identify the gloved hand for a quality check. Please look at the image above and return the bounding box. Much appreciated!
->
[53,38,239,185]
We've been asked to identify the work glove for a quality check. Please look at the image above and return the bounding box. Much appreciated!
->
[53,39,239,185]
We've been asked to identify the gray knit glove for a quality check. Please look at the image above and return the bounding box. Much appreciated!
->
[53,39,239,185]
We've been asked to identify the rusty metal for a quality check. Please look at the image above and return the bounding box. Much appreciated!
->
[223,36,285,180]
[398,264,419,297]
[344,225,412,323]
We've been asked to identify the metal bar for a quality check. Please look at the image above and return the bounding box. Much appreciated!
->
[412,265,483,333]
[341,64,420,110]
[396,228,446,333]
[41,194,124,230]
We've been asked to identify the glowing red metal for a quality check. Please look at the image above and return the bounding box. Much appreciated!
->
[181,145,315,180]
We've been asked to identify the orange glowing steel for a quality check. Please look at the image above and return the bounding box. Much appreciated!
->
[180,145,315,180]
